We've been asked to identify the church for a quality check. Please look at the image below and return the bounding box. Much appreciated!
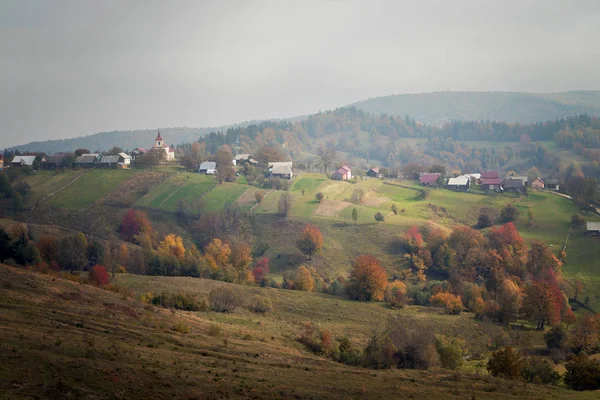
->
[152,131,176,160]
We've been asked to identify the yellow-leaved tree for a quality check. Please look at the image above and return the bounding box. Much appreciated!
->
[296,265,315,292]
[158,233,186,262]
[204,238,231,273]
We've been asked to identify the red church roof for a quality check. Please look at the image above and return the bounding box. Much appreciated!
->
[156,131,163,141]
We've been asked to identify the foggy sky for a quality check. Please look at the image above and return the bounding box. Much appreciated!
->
[1,0,600,148]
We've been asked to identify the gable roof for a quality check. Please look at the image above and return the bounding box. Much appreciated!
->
[100,155,120,163]
[419,173,441,184]
[272,164,293,175]
[447,176,469,186]
[504,178,525,188]
[199,161,217,170]
[46,155,67,164]
[268,161,292,169]
[368,167,379,173]
[131,147,148,154]
[75,154,99,163]
[118,152,131,159]
[11,155,36,165]
[587,222,600,232]
[532,177,544,183]
[234,153,250,160]
[481,171,499,179]
[481,178,503,185]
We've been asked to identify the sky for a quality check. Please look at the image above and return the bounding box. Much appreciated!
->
[1,0,600,148]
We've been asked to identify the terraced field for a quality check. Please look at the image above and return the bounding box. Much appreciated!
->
[136,173,216,211]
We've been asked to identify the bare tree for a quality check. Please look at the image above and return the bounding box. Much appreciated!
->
[317,146,337,175]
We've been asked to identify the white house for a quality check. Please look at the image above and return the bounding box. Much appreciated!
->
[199,161,217,175]
[10,155,37,166]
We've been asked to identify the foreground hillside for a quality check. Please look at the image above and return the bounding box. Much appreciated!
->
[0,265,596,399]
[351,91,600,124]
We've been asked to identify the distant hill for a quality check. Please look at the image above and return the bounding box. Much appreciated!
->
[350,90,600,125]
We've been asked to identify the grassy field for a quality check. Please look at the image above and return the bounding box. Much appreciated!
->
[23,169,83,206]
[2,265,595,399]
[136,173,216,211]
[47,169,135,210]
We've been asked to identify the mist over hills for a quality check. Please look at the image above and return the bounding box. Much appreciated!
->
[6,91,600,154]
[350,90,600,125]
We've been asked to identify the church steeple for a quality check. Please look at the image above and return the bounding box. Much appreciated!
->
[155,131,163,147]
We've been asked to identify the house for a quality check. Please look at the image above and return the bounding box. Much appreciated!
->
[531,177,545,189]
[152,131,176,160]
[545,179,560,191]
[481,178,503,191]
[586,222,600,235]
[503,177,526,192]
[446,176,470,192]
[117,153,131,169]
[129,148,148,160]
[331,165,352,181]
[44,154,68,169]
[419,173,441,186]
[99,155,121,168]
[366,168,381,178]
[234,154,251,165]
[465,173,481,181]
[270,164,293,179]
[198,161,217,175]
[10,155,37,167]
[506,175,528,186]
[74,154,100,168]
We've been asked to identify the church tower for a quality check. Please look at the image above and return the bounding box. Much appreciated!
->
[155,131,163,147]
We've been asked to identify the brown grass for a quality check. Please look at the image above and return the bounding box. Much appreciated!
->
[313,199,350,217]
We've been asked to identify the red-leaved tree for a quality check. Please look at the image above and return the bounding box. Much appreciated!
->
[89,265,110,286]
[252,257,269,285]
[120,209,154,245]
[297,224,323,260]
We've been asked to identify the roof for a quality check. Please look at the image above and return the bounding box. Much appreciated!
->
[546,178,559,185]
[481,171,499,179]
[272,164,293,175]
[268,161,292,169]
[199,161,217,170]
[11,155,36,165]
[466,173,481,180]
[447,176,469,186]
[100,155,120,163]
[419,173,441,184]
[532,177,544,183]
[156,131,163,141]
[131,147,148,154]
[368,167,379,173]
[504,178,525,188]
[587,222,600,231]
[75,154,99,163]
[338,165,351,172]
[234,153,250,160]
[46,155,67,164]
[482,178,503,185]
[507,175,528,183]
[118,152,131,159]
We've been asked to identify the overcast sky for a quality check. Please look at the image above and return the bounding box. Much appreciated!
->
[1,0,600,148]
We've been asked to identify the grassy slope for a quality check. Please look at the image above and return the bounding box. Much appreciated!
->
[47,169,136,210]
[22,170,83,206]
[136,173,216,211]
[1,265,595,399]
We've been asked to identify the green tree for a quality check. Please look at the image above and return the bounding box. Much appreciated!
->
[352,208,358,225]
[58,233,88,273]
[374,212,385,224]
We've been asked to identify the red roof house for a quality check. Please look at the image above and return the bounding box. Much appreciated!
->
[419,173,441,186]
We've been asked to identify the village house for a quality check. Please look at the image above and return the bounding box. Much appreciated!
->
[234,154,251,165]
[331,165,352,181]
[118,153,131,169]
[152,132,176,160]
[446,176,470,192]
[73,154,100,168]
[503,177,526,193]
[419,172,441,186]
[269,162,294,180]
[531,177,545,189]
[481,177,503,191]
[198,161,217,175]
[479,171,499,184]
[586,222,600,236]
[129,148,148,160]
[545,179,560,191]
[44,154,69,169]
[10,155,37,167]
[98,155,120,168]
[366,167,381,178]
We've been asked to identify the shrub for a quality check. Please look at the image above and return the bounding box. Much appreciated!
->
[522,357,560,385]
[247,295,273,314]
[564,355,600,391]
[151,291,207,311]
[254,191,265,203]
[476,208,494,229]
[544,326,568,350]
[384,281,407,308]
[171,322,191,334]
[338,336,362,365]
[350,188,365,204]
[207,324,222,336]
[298,323,338,357]
[435,336,465,370]
[315,192,324,203]
[363,330,397,369]
[416,188,429,200]
[486,347,525,380]
[374,212,385,223]
[430,292,463,315]
[208,286,241,313]
[499,204,520,223]
[571,214,586,228]
[391,204,398,215]
[89,265,110,286]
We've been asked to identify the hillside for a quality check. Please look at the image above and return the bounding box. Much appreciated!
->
[1,264,596,399]
[351,91,600,124]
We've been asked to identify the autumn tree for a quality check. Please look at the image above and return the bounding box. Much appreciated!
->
[526,240,562,279]
[58,233,88,273]
[204,238,231,273]
[255,191,264,203]
[317,146,337,174]
[385,280,407,308]
[252,257,269,285]
[499,203,520,223]
[230,240,252,282]
[118,243,129,269]
[297,224,323,260]
[487,347,525,380]
[521,282,560,330]
[254,145,286,165]
[571,314,600,354]
[215,145,236,183]
[278,192,293,217]
[37,235,58,263]
[296,266,315,292]
[89,265,110,286]
[346,255,388,301]
[158,233,186,262]
[430,292,463,314]
[120,209,154,245]
[564,355,600,391]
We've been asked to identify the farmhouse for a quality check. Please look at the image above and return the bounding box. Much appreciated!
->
[419,173,441,186]
[198,161,217,175]
[503,177,526,192]
[331,165,352,181]
[10,155,37,167]
[545,179,560,191]
[480,171,499,180]
[586,222,600,235]
[129,148,147,160]
[446,176,470,192]
[366,168,381,178]
[99,155,120,168]
[44,154,68,169]
[234,154,251,165]
[74,154,100,168]
[531,177,545,189]
[481,178,503,191]
[270,164,293,179]
[152,131,176,160]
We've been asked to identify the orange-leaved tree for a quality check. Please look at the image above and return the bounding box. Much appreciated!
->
[204,238,231,273]
[297,224,323,260]
[521,281,562,330]
[346,255,388,301]
[158,233,186,262]
[430,291,463,315]
[296,265,315,292]
[230,240,253,283]
[385,280,407,308]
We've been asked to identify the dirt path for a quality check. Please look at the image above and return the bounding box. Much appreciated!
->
[31,170,90,211]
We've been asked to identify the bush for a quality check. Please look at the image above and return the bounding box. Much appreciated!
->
[571,214,586,228]
[544,326,568,350]
[476,208,494,229]
[315,192,324,203]
[522,357,560,385]
[171,322,191,334]
[564,355,600,391]
[430,292,463,315]
[435,336,465,370]
[151,291,207,311]
[298,322,338,357]
[417,188,429,200]
[208,286,241,313]
[89,265,110,286]
[499,204,520,223]
[247,295,273,314]
[350,188,365,204]
[254,191,265,203]
[487,347,525,380]
[384,281,407,308]
[338,336,362,365]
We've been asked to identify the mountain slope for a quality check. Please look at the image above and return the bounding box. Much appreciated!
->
[351,91,600,124]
